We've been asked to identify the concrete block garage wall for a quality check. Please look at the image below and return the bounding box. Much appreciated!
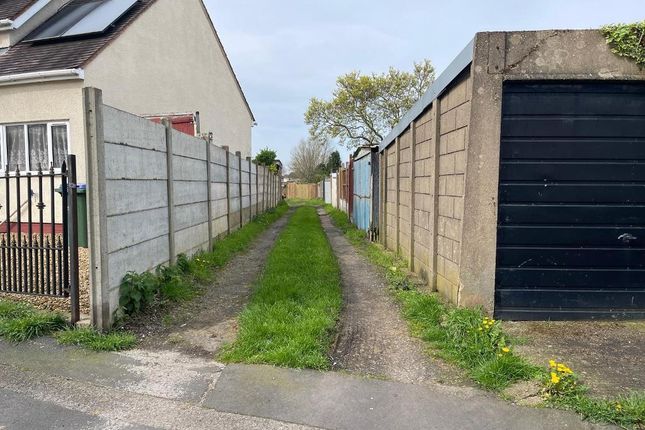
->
[377,30,645,315]
[84,88,280,329]
[380,70,471,305]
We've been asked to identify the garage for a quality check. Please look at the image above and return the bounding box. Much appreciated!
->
[495,81,645,320]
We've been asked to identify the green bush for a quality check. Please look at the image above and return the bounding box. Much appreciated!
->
[602,21,645,68]
[119,272,159,316]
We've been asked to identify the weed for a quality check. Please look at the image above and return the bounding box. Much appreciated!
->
[0,309,67,342]
[0,300,35,320]
[119,272,159,317]
[56,327,137,352]
[549,391,645,430]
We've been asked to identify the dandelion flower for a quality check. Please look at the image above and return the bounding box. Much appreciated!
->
[501,347,510,353]
[616,403,622,411]
[550,372,560,384]
[549,360,557,368]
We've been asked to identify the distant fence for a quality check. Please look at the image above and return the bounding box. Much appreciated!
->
[84,88,281,329]
[286,183,318,200]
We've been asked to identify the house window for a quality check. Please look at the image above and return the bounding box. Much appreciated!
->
[0,122,69,173]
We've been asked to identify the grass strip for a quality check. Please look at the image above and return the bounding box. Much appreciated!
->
[56,327,137,352]
[323,203,645,429]
[0,300,67,342]
[219,206,342,369]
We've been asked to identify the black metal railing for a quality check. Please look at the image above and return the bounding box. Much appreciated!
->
[0,155,80,322]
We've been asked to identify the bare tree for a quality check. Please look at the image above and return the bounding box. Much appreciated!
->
[290,137,332,183]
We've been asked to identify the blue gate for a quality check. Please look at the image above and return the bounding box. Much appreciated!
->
[352,155,370,231]
[352,148,379,239]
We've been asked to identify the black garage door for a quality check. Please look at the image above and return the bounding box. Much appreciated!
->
[496,81,645,320]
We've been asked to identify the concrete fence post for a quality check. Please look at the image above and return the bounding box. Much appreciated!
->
[162,119,176,265]
[223,146,231,235]
[394,136,401,253]
[430,102,442,291]
[409,121,417,271]
[236,151,243,227]
[263,167,267,212]
[247,157,253,219]
[84,87,111,330]
[205,136,214,251]
[380,151,387,246]
[255,162,259,217]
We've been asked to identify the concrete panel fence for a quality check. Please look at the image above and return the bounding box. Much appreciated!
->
[84,88,281,329]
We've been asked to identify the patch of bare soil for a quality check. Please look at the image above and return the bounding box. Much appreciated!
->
[504,320,645,397]
[128,210,293,358]
[318,210,468,387]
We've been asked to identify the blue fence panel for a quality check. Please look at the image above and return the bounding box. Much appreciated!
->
[352,155,372,231]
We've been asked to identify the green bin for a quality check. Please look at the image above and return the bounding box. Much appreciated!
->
[56,184,88,248]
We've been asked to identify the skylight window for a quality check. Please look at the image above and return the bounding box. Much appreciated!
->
[26,0,138,42]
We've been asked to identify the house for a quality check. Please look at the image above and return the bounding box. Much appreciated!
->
[0,0,255,187]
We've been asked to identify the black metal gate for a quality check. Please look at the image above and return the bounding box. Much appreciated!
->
[0,155,80,323]
[496,81,645,320]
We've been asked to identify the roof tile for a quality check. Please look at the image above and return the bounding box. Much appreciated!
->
[0,0,156,77]
[0,0,38,21]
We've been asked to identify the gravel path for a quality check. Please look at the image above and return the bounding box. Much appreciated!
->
[138,209,294,356]
[319,209,463,386]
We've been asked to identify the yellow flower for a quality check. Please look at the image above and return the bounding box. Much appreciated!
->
[556,363,573,374]
[550,372,561,384]
[616,403,622,411]
[549,360,557,368]
[501,347,510,353]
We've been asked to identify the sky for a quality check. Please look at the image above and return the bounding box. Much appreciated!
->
[203,0,645,169]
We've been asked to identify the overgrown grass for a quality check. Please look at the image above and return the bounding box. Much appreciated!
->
[219,206,342,369]
[0,300,67,342]
[550,391,645,429]
[324,204,645,429]
[118,202,290,319]
[395,289,540,390]
[56,327,137,352]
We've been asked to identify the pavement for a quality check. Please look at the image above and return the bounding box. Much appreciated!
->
[0,338,612,430]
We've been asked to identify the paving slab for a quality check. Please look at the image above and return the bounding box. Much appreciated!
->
[0,338,223,403]
[205,364,611,430]
[0,363,315,430]
[0,388,113,430]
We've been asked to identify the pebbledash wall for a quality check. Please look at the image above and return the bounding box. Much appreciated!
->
[377,30,645,312]
[84,88,280,329]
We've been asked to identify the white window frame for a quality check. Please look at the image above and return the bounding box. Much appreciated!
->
[0,121,70,175]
